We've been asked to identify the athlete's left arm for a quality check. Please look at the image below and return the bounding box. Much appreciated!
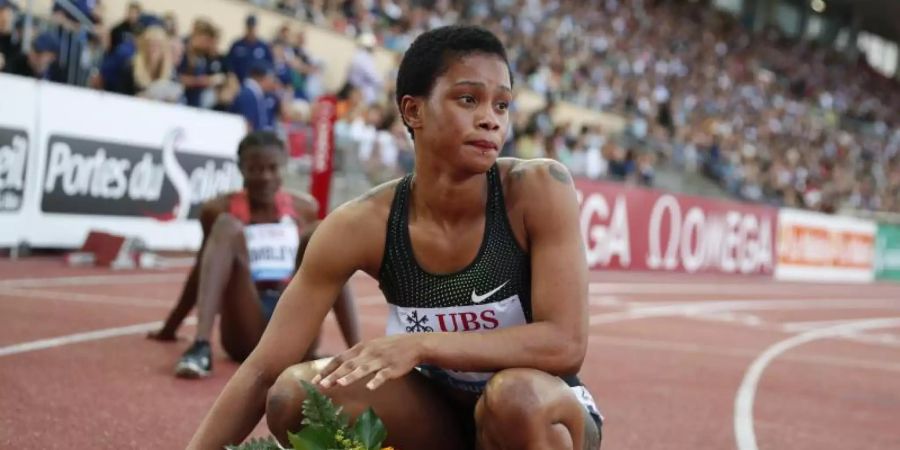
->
[315,161,588,391]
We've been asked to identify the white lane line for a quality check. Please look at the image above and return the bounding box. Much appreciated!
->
[590,295,625,306]
[0,287,171,309]
[589,299,900,326]
[0,317,197,358]
[780,318,895,332]
[733,317,900,450]
[591,334,900,373]
[0,273,186,288]
[588,282,900,296]
[0,313,385,359]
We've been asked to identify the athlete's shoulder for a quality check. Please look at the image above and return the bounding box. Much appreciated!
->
[500,157,575,214]
[307,178,402,275]
[501,157,572,190]
[281,188,320,222]
[352,177,404,209]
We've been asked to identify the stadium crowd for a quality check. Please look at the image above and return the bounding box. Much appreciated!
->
[0,0,897,213]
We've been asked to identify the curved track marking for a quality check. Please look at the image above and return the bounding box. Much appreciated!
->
[0,287,171,308]
[0,273,185,288]
[590,299,900,325]
[733,317,900,450]
[0,319,191,357]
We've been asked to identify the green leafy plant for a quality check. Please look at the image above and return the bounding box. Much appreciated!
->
[225,436,281,450]
[227,380,389,450]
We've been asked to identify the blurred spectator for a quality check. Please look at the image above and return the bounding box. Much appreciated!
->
[3,31,61,80]
[335,82,364,121]
[109,2,141,53]
[364,111,404,183]
[208,28,240,112]
[178,20,227,108]
[162,11,178,38]
[346,105,386,177]
[392,114,415,173]
[100,13,162,91]
[515,125,544,160]
[528,100,556,136]
[607,144,634,181]
[635,150,656,187]
[381,17,414,53]
[346,32,382,105]
[275,0,326,25]
[231,59,280,131]
[283,27,320,101]
[0,0,19,70]
[270,40,294,93]
[273,23,291,46]
[161,11,183,66]
[227,14,273,82]
[115,25,181,102]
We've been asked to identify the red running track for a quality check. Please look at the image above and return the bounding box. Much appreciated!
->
[2,257,900,449]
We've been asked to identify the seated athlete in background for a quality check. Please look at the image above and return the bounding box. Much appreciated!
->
[147,131,360,378]
[186,25,602,449]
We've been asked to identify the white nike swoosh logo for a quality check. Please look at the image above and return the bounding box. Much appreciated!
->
[471,280,509,304]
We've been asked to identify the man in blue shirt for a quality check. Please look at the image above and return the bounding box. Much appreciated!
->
[230,60,279,132]
[227,15,272,82]
[109,1,142,54]
[178,20,226,108]
[3,31,60,80]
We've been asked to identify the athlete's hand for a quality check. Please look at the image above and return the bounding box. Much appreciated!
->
[146,328,178,342]
[312,334,425,391]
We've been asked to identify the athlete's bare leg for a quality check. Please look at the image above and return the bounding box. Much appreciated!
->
[475,369,601,450]
[147,252,202,341]
[266,359,468,449]
[185,214,267,360]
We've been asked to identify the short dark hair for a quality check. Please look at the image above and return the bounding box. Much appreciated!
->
[237,131,285,160]
[395,25,511,137]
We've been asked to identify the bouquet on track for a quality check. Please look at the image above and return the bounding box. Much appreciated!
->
[227,380,392,450]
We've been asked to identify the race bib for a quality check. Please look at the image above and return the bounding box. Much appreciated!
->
[244,218,299,282]
[386,295,527,391]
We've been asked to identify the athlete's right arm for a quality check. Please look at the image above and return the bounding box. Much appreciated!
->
[185,203,373,449]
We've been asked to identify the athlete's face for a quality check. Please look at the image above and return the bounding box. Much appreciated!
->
[239,145,284,204]
[405,53,512,173]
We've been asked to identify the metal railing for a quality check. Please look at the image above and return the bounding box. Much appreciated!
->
[19,0,97,86]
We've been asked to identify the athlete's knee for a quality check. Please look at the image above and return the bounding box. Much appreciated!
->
[209,214,244,244]
[266,360,329,439]
[477,369,551,440]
